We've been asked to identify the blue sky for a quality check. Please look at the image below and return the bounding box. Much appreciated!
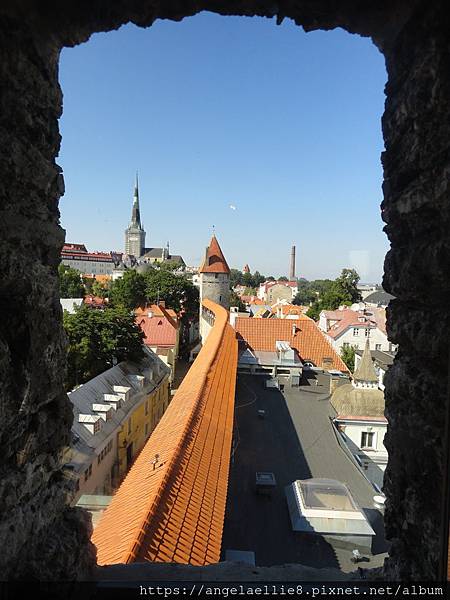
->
[59,12,388,281]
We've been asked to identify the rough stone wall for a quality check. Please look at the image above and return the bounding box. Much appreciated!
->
[0,14,96,580]
[0,0,448,581]
[381,1,450,581]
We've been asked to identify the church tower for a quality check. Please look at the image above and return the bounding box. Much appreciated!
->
[199,235,230,341]
[124,174,146,258]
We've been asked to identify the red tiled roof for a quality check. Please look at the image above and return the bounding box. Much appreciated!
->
[260,280,298,292]
[62,243,87,252]
[235,317,348,372]
[241,296,265,305]
[83,295,108,308]
[272,304,309,316]
[136,304,178,324]
[323,307,386,339]
[93,299,237,566]
[199,235,230,274]
[138,315,177,348]
[61,250,113,261]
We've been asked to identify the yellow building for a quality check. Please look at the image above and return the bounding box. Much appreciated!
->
[117,376,170,478]
[66,348,171,504]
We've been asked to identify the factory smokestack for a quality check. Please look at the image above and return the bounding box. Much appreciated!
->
[290,245,296,280]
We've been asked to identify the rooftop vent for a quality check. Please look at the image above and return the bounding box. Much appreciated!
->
[103,393,123,409]
[128,374,145,389]
[92,404,114,421]
[78,414,102,435]
[113,385,131,401]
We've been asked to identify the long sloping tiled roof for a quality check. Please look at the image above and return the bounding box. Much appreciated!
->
[93,299,237,566]
[199,235,230,274]
[235,317,348,372]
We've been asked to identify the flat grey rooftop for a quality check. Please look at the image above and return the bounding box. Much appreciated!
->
[221,374,388,573]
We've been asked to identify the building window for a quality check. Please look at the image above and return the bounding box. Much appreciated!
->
[365,328,371,337]
[353,328,359,336]
[127,418,132,435]
[145,423,149,437]
[375,344,382,351]
[145,400,148,416]
[361,431,375,449]
[84,465,92,482]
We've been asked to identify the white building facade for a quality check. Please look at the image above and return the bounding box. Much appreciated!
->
[319,305,393,354]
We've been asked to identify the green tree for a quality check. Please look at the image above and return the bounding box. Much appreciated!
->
[82,276,94,295]
[92,280,110,298]
[63,305,145,390]
[230,268,243,288]
[144,270,199,322]
[310,279,334,296]
[109,270,147,310]
[341,344,357,372]
[159,260,182,271]
[58,264,85,298]
[252,271,265,287]
[278,276,288,282]
[304,270,360,321]
[241,272,254,288]
[229,291,246,311]
[332,268,361,304]
[306,303,321,321]
[293,279,316,305]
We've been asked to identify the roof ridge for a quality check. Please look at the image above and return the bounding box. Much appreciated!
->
[93,300,234,565]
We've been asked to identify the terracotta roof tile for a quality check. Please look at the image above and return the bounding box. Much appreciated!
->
[235,317,348,372]
[137,315,177,348]
[135,304,179,326]
[93,299,237,566]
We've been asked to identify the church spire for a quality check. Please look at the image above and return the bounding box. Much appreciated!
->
[353,339,378,386]
[131,172,142,229]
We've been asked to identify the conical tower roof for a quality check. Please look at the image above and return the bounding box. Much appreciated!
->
[353,339,378,383]
[130,172,142,229]
[199,235,230,274]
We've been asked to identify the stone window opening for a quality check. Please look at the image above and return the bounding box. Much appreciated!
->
[1,0,449,583]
